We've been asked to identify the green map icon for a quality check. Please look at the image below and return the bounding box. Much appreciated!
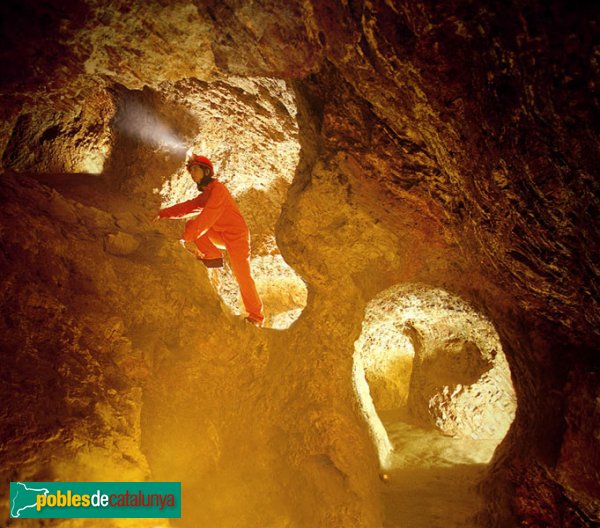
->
[10,482,49,518]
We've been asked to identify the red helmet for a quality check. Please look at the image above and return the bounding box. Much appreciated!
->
[186,154,214,176]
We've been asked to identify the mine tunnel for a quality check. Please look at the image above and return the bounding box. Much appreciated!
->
[1,1,598,527]
[353,284,517,526]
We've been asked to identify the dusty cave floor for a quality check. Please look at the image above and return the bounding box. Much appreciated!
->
[379,408,498,528]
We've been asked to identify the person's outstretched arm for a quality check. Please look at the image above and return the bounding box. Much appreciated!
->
[182,184,227,241]
[158,194,207,219]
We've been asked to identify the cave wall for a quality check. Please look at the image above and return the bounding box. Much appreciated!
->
[0,172,164,520]
[183,1,600,523]
[1,0,599,526]
[2,88,114,175]
[206,0,599,336]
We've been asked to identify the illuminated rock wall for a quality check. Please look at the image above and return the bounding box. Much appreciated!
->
[355,284,516,440]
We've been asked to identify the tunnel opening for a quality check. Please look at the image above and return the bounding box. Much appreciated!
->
[353,283,516,526]
[3,75,309,330]
[114,77,308,329]
[2,88,115,175]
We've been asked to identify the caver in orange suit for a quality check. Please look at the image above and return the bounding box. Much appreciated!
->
[159,174,264,325]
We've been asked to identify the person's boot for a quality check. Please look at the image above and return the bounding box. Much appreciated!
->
[200,257,224,268]
[244,316,264,327]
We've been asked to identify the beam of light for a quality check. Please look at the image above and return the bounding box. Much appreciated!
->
[114,99,188,154]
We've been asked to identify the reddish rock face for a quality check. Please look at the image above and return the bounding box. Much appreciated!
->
[0,1,598,526]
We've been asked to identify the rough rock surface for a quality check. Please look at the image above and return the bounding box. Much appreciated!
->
[2,88,114,174]
[105,77,307,326]
[1,0,599,527]
[0,171,379,527]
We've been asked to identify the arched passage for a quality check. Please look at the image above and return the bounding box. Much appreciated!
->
[107,77,308,329]
[353,283,516,526]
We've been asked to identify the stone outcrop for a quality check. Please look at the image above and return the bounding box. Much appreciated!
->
[1,0,598,526]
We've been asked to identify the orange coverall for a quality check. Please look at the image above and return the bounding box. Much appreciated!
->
[159,180,264,323]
